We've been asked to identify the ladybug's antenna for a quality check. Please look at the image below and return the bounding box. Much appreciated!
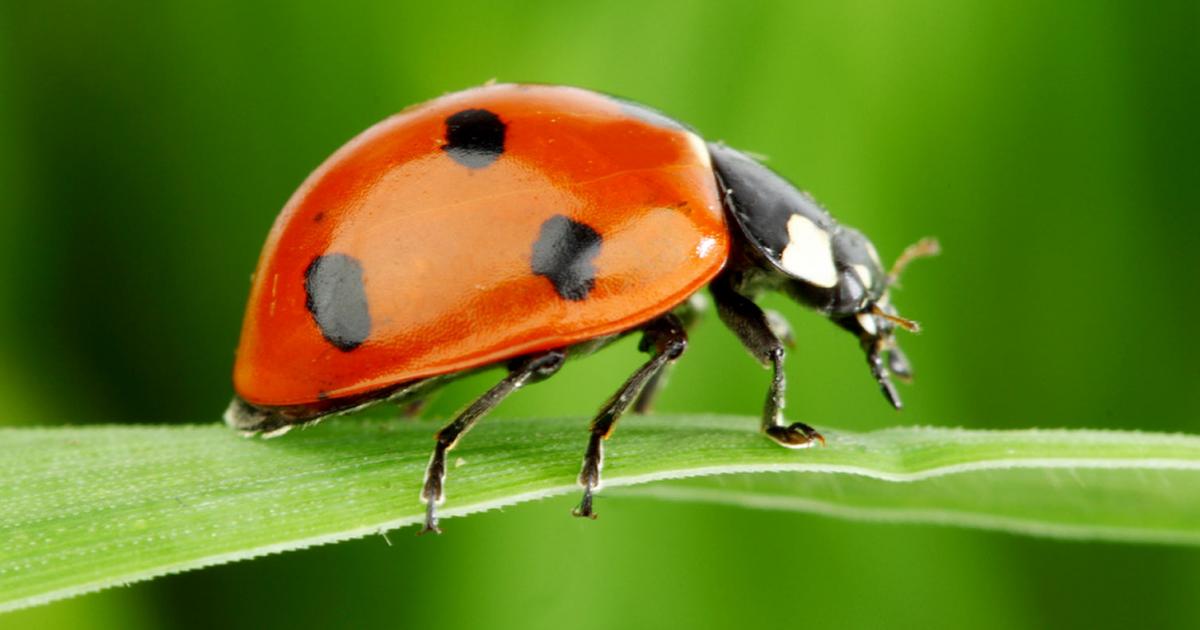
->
[875,236,937,335]
[887,237,941,287]
[871,304,921,334]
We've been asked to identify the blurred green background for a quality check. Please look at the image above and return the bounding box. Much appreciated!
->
[2,0,1198,628]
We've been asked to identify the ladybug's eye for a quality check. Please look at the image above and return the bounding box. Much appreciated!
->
[832,268,867,314]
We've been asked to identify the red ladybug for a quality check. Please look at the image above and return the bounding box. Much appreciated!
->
[226,83,936,533]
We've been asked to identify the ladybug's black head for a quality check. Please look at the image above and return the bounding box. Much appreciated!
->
[708,142,938,410]
[818,235,940,409]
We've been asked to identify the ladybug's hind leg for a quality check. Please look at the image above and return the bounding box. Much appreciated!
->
[710,273,824,449]
[574,313,688,519]
[420,349,565,534]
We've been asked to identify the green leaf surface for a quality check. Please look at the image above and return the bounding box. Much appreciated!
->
[4,416,1200,613]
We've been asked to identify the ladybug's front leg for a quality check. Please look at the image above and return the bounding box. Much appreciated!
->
[419,349,565,534]
[574,314,688,519]
[710,274,824,449]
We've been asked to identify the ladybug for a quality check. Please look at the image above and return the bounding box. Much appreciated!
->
[225,83,936,534]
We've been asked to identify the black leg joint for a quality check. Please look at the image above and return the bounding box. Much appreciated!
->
[638,314,688,358]
[509,348,566,382]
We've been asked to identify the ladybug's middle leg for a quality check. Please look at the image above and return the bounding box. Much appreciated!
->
[632,293,707,414]
[710,272,824,449]
[574,313,688,519]
[419,349,565,534]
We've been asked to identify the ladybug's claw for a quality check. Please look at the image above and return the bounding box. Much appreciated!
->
[419,476,444,535]
[765,422,825,448]
[572,486,598,520]
[419,447,447,535]
[419,501,442,535]
[573,435,602,519]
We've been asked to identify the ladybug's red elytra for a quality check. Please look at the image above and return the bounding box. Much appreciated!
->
[226,83,937,533]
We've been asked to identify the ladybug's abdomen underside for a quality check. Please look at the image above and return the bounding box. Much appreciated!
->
[234,85,729,406]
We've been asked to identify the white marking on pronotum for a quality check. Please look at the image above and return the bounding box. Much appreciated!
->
[852,264,875,290]
[696,236,718,258]
[780,214,838,287]
[686,131,711,170]
[857,312,878,336]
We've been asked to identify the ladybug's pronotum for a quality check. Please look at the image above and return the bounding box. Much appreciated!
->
[226,84,936,533]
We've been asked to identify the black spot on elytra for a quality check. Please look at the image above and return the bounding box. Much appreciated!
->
[443,108,506,168]
[531,215,602,301]
[304,254,372,351]
[313,211,325,223]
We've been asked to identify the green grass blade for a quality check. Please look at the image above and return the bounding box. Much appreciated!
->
[616,469,1200,545]
[3,416,1200,613]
